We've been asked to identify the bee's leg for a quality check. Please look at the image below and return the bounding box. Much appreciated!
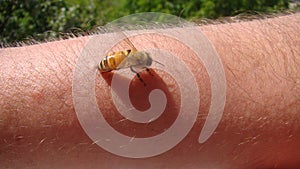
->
[130,66,146,86]
[145,67,154,76]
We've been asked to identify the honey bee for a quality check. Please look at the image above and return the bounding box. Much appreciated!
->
[98,33,162,86]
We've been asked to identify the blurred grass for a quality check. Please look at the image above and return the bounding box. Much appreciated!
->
[0,0,297,45]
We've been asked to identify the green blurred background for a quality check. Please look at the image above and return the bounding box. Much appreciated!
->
[0,0,298,44]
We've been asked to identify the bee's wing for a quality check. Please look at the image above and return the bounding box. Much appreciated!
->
[122,31,138,52]
[108,24,138,70]
[116,51,135,69]
[115,36,138,69]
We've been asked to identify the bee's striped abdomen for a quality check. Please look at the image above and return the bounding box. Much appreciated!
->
[98,56,110,72]
[98,50,130,72]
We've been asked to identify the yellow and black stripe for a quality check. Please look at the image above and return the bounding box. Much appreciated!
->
[98,50,131,72]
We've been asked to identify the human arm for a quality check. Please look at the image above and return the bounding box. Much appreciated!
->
[0,13,299,168]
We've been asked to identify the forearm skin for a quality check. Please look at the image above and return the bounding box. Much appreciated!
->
[0,13,299,168]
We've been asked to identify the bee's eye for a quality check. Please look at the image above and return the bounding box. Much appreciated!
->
[146,57,152,66]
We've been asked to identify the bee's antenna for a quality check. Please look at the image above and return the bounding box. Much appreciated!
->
[153,60,165,67]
